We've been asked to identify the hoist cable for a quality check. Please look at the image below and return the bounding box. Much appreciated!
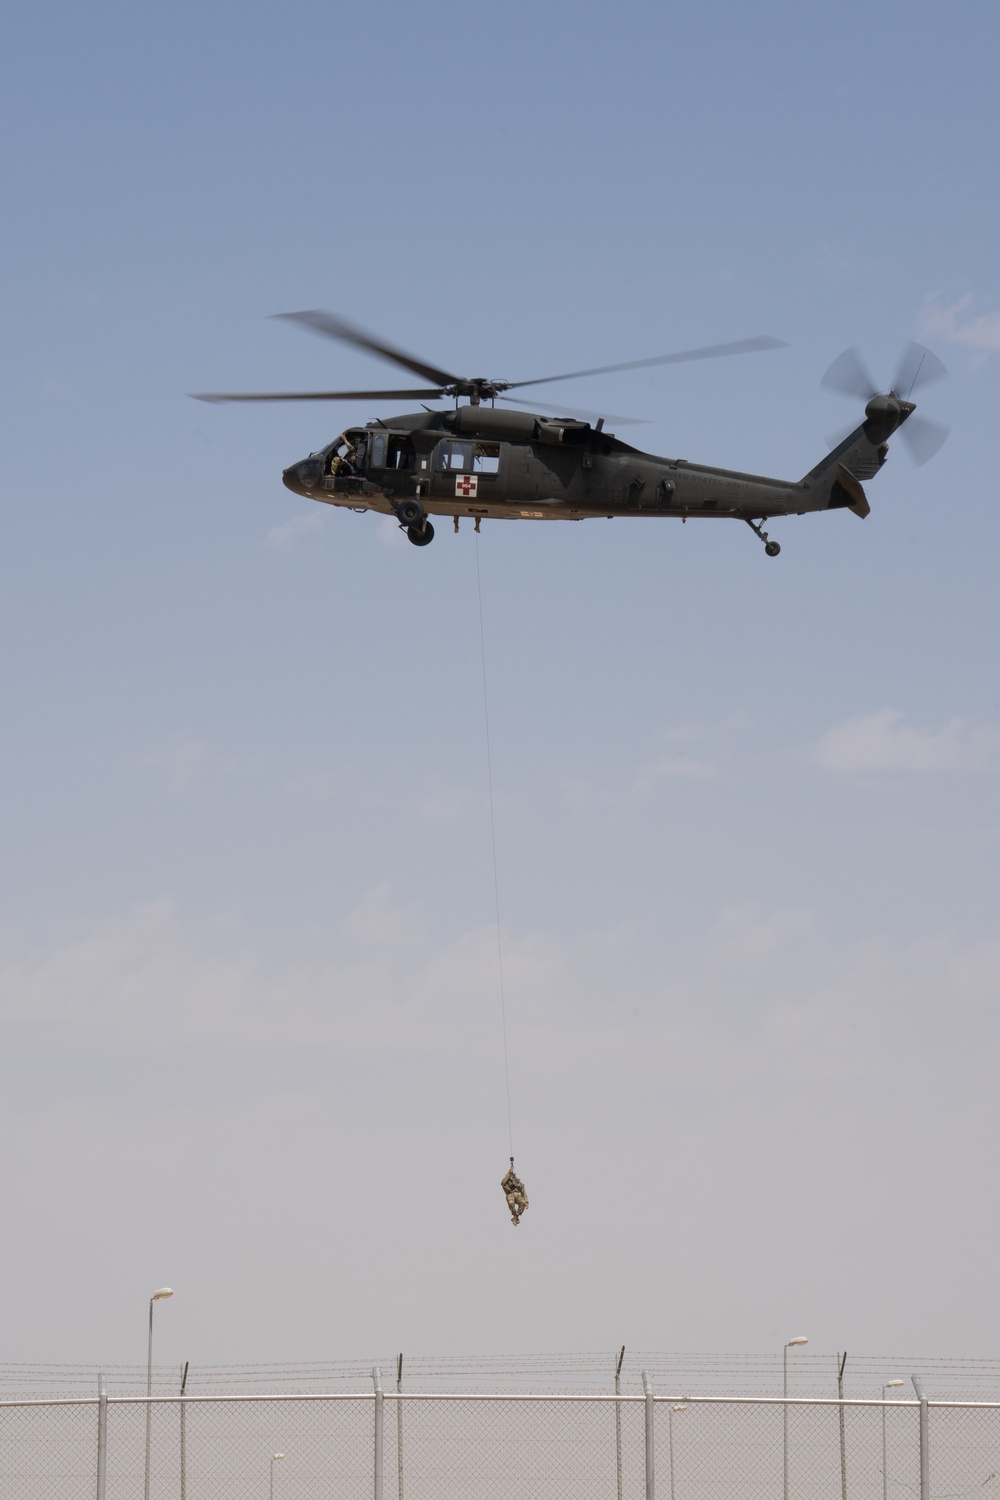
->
[474,532,514,1161]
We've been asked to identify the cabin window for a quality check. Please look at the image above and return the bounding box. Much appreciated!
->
[436,440,473,471]
[370,432,388,467]
[473,443,501,474]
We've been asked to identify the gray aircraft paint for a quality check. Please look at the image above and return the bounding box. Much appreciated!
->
[280,398,909,532]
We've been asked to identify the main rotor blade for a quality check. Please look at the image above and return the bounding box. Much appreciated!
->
[190,387,447,404]
[821,347,878,401]
[505,335,788,392]
[272,311,461,389]
[893,341,948,399]
[899,414,950,466]
[499,395,648,425]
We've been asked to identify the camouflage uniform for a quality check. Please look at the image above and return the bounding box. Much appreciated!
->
[329,435,357,476]
[500,1166,529,1226]
[329,447,356,476]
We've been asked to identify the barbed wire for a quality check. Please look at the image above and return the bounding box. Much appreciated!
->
[3,1352,1000,1399]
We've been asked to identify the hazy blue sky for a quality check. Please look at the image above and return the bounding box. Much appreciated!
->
[2,0,1000,1375]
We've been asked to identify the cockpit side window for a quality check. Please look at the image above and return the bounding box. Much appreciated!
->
[370,432,388,468]
[435,440,473,471]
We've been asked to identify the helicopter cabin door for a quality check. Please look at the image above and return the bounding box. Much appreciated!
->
[431,438,507,509]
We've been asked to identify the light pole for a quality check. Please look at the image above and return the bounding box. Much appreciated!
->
[881,1380,905,1500]
[783,1336,808,1500]
[668,1403,687,1500]
[144,1288,174,1500]
[270,1453,285,1500]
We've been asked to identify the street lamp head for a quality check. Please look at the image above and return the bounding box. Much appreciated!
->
[672,1403,688,1413]
[272,1453,285,1461]
[786,1336,808,1347]
[885,1380,904,1389]
[151,1288,174,1301]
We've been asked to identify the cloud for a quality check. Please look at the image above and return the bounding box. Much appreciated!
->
[707,904,815,968]
[4,895,1000,1099]
[919,294,1000,356]
[0,895,607,1058]
[266,512,325,549]
[563,749,715,819]
[815,708,1000,774]
[344,881,423,948]
[562,721,747,819]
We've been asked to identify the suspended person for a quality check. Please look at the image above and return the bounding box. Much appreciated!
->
[501,1162,528,1226]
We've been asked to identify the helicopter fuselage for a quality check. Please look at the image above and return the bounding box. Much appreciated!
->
[280,401,895,549]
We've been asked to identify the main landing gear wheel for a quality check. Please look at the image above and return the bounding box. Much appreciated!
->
[765,540,781,557]
[407,522,434,546]
[396,498,425,527]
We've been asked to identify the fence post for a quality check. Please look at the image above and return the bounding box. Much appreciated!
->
[179,1362,189,1500]
[615,1347,626,1500]
[396,1354,403,1500]
[373,1367,384,1500]
[837,1353,848,1500]
[641,1370,654,1500]
[912,1377,929,1500]
[96,1373,107,1500]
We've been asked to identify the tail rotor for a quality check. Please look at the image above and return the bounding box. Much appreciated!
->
[820,346,879,403]
[898,412,950,466]
[821,340,950,467]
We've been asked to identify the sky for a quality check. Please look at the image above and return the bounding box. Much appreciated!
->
[2,0,1000,1379]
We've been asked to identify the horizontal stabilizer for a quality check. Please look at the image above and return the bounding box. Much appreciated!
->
[833,463,870,519]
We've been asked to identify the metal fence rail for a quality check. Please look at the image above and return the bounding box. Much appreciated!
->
[2,1377,998,1500]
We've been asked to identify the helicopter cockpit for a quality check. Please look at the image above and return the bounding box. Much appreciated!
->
[326,430,367,477]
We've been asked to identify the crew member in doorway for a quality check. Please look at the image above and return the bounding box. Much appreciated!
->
[329,435,357,476]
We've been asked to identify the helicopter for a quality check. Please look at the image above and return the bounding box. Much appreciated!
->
[193,314,949,557]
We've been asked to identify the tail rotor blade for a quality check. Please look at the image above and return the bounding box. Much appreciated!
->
[821,346,878,401]
[893,341,948,398]
[900,414,950,466]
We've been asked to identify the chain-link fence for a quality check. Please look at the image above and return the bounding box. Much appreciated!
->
[1,1381,997,1500]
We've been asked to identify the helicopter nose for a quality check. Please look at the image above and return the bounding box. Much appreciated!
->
[283,457,323,493]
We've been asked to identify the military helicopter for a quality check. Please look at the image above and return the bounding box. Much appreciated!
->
[193,314,949,557]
